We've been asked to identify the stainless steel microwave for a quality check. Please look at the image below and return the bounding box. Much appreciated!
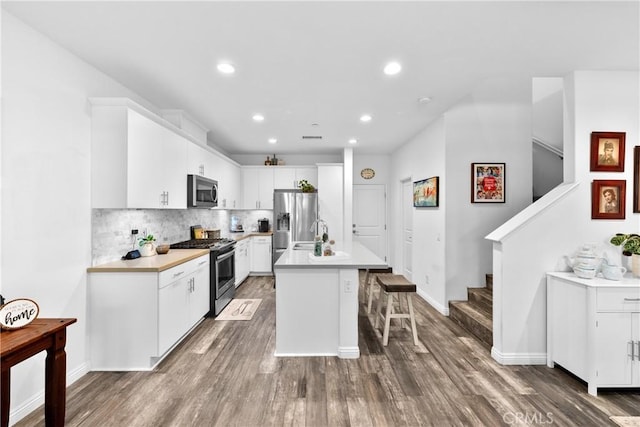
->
[187,175,218,208]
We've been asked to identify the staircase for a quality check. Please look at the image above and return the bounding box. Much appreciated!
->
[448,274,493,348]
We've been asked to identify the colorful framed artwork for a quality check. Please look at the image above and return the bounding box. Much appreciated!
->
[590,131,625,172]
[634,146,640,213]
[413,176,439,207]
[471,163,505,203]
[591,179,626,219]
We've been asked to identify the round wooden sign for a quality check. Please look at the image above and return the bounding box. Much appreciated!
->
[360,168,375,179]
[0,298,40,330]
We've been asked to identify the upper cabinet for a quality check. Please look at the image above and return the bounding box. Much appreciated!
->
[273,167,318,190]
[217,157,242,209]
[243,167,274,209]
[90,99,188,209]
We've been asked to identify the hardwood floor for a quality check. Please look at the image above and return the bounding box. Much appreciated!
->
[16,274,639,426]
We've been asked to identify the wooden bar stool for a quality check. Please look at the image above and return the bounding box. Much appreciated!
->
[363,267,393,314]
[374,274,419,346]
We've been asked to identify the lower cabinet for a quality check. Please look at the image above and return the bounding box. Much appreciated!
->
[235,238,250,286]
[251,235,272,274]
[547,272,640,395]
[89,254,210,371]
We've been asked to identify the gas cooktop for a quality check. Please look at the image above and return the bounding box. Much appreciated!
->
[170,238,235,250]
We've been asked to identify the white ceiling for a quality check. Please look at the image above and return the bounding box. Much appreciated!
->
[3,1,639,156]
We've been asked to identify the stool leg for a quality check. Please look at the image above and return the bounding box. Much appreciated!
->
[383,293,394,346]
[366,275,374,314]
[407,294,419,345]
[375,290,385,328]
[397,293,405,329]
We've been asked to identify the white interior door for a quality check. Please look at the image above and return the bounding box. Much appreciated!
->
[353,184,387,261]
[402,180,413,280]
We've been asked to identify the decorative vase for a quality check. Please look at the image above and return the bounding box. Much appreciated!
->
[632,254,640,278]
[140,243,156,257]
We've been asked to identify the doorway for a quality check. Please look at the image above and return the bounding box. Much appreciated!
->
[401,179,413,280]
[353,184,387,261]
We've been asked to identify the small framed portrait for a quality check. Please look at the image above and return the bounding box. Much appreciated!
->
[413,176,439,207]
[634,146,640,213]
[591,180,626,219]
[471,163,505,203]
[590,131,625,172]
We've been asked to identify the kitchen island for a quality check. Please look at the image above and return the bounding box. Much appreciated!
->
[274,241,387,358]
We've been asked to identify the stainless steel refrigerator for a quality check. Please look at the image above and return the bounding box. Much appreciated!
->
[273,189,318,266]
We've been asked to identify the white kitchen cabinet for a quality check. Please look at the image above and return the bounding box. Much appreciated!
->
[90,98,188,209]
[250,235,272,274]
[187,143,219,179]
[243,167,274,209]
[88,253,210,371]
[218,157,242,209]
[546,272,640,395]
[273,166,318,190]
[235,238,251,286]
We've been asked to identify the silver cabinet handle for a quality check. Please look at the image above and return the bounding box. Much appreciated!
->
[198,260,208,266]
[630,341,636,361]
[173,271,185,278]
[624,298,640,302]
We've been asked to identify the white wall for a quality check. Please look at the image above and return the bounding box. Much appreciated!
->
[352,154,390,186]
[443,78,533,302]
[1,13,155,423]
[390,117,447,312]
[490,70,640,365]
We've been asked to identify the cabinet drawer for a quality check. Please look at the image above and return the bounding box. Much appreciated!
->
[159,255,209,288]
[597,287,640,312]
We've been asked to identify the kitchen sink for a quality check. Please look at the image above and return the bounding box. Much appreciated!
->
[292,242,315,250]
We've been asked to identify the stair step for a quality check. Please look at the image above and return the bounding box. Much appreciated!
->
[448,300,492,347]
[468,287,493,316]
[486,273,493,290]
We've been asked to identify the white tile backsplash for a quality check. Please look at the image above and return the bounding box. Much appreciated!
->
[92,208,272,265]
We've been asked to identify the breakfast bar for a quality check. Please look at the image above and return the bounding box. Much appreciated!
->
[273,241,387,358]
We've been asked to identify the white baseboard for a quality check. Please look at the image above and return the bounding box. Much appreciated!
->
[10,361,90,425]
[337,346,360,359]
[416,288,449,316]
[491,347,547,365]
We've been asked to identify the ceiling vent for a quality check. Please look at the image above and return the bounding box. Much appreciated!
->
[301,135,323,140]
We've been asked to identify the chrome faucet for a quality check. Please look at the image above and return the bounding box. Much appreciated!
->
[310,218,328,238]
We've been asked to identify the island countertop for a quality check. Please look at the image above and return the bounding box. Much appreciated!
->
[274,241,387,269]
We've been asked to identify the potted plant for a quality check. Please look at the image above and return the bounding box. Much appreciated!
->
[610,233,640,277]
[298,179,316,193]
[138,234,157,257]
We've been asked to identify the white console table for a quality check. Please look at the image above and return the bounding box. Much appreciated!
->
[546,272,640,395]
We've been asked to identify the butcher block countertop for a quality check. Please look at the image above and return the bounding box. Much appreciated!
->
[87,249,210,273]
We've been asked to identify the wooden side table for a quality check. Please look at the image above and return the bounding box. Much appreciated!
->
[1,318,77,427]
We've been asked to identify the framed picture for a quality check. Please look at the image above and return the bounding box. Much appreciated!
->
[590,131,625,172]
[591,180,626,219]
[471,163,505,203]
[634,146,640,213]
[413,176,439,207]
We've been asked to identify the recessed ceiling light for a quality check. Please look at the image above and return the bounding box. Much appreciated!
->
[383,61,402,76]
[348,138,358,144]
[360,114,372,122]
[268,138,277,144]
[217,62,235,74]
[252,114,265,122]
[418,96,432,104]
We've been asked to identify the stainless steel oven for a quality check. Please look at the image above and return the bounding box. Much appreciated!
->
[213,244,235,316]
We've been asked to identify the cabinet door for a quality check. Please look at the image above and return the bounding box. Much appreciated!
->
[127,110,166,208]
[595,312,633,386]
[187,144,211,177]
[189,259,210,326]
[274,168,296,189]
[295,167,317,188]
[633,313,640,386]
[251,236,272,273]
[163,131,188,209]
[258,168,275,209]
[242,168,260,209]
[158,277,190,355]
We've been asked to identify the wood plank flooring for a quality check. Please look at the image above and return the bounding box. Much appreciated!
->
[15,273,639,426]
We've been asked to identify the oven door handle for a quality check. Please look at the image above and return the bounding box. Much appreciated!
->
[216,249,235,262]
